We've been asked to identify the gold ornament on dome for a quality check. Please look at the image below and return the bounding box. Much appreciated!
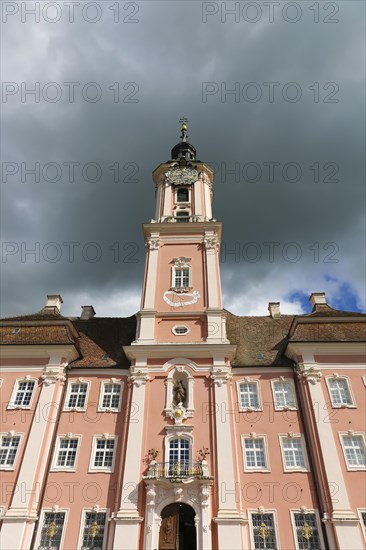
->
[88,520,100,538]
[258,522,270,540]
[301,522,313,540]
[46,520,58,538]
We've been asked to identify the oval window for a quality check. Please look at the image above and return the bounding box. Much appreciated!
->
[172,325,189,335]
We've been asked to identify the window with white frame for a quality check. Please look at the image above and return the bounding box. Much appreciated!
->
[81,511,107,549]
[100,383,121,411]
[293,513,322,550]
[250,512,278,549]
[239,381,260,409]
[172,325,189,335]
[38,511,66,549]
[91,437,116,471]
[9,379,36,408]
[0,434,21,469]
[169,437,190,464]
[273,380,297,409]
[167,437,191,477]
[53,437,79,469]
[243,437,268,470]
[174,267,190,288]
[327,377,354,407]
[66,382,88,409]
[340,434,366,469]
[359,511,366,541]
[281,436,307,470]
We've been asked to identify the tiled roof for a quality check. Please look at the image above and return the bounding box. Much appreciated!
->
[1,306,67,321]
[226,307,366,367]
[307,303,366,317]
[1,304,364,368]
[0,325,75,345]
[0,312,137,368]
[289,321,366,342]
[226,312,295,367]
[71,317,137,369]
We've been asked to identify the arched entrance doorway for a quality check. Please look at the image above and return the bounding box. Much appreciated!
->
[158,503,196,550]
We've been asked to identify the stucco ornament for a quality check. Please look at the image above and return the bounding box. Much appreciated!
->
[167,402,189,424]
[165,166,199,186]
[145,237,160,251]
[164,289,200,307]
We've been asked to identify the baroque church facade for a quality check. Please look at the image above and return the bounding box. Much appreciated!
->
[0,123,366,549]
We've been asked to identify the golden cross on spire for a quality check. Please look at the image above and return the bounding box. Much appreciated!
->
[179,116,188,141]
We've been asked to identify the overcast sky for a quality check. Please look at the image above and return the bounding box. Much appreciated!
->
[1,0,365,318]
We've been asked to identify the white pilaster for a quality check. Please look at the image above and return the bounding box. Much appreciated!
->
[204,232,221,309]
[203,174,212,220]
[155,183,163,220]
[113,367,149,549]
[0,356,67,550]
[139,234,159,342]
[162,184,172,217]
[300,362,364,550]
[194,179,203,218]
[211,366,246,550]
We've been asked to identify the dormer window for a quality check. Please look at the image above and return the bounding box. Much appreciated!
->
[176,187,189,203]
[176,211,189,223]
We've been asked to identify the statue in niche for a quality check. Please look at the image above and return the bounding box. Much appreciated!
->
[173,379,186,406]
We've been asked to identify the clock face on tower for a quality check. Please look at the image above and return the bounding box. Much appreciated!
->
[163,290,200,307]
[165,166,199,186]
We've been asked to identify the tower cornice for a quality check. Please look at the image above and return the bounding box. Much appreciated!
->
[143,221,222,241]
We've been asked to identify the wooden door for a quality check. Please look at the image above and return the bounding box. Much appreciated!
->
[159,504,179,550]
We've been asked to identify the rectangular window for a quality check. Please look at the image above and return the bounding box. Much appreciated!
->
[93,439,115,469]
[56,438,78,468]
[239,382,260,409]
[81,512,107,550]
[282,437,306,470]
[362,511,366,528]
[328,378,353,407]
[67,383,88,409]
[293,513,321,550]
[244,438,267,470]
[39,512,65,549]
[0,435,21,468]
[361,512,366,540]
[273,381,296,409]
[101,383,121,410]
[251,513,278,549]
[13,380,35,407]
[174,268,190,288]
[341,435,366,468]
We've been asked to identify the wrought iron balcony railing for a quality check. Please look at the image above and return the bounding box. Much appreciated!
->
[145,460,210,480]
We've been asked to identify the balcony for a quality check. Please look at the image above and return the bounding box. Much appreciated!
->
[144,460,211,481]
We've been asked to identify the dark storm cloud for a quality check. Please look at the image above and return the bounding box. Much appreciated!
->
[1,1,365,317]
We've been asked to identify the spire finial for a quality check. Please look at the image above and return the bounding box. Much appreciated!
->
[179,116,188,142]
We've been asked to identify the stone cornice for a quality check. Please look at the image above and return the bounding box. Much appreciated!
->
[124,343,236,361]
[0,344,79,360]
[286,342,366,359]
[143,222,222,242]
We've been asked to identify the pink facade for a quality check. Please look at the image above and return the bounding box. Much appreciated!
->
[1,126,365,549]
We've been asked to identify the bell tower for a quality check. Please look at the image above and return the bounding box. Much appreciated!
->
[118,122,241,550]
[135,119,229,345]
